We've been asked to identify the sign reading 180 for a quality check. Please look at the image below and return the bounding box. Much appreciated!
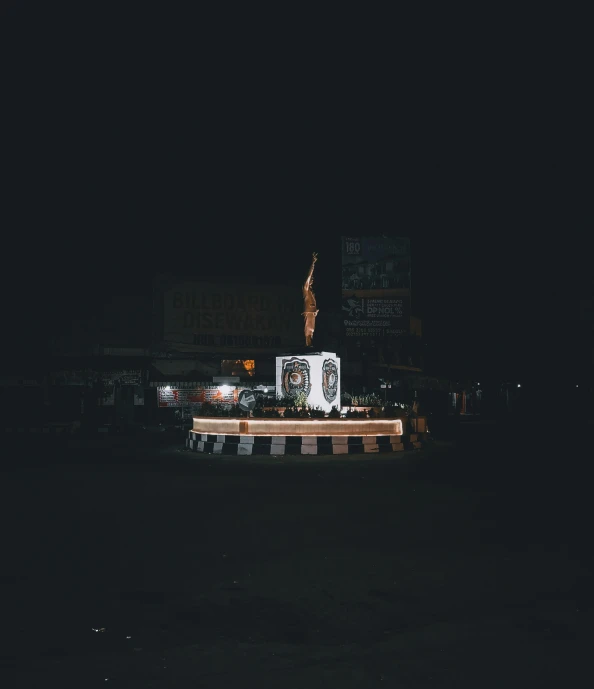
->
[344,238,361,255]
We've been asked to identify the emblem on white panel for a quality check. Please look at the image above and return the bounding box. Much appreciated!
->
[321,359,338,403]
[281,357,311,398]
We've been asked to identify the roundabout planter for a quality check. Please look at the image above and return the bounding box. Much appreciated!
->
[185,415,417,456]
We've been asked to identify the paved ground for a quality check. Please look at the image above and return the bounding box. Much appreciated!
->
[1,419,592,687]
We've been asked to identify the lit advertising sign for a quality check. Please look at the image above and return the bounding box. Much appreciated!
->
[341,296,410,338]
[341,236,411,340]
[158,385,238,407]
[342,236,410,291]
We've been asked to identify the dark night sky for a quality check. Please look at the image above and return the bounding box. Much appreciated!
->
[2,2,591,384]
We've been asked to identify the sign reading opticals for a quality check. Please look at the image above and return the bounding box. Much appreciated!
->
[341,296,410,338]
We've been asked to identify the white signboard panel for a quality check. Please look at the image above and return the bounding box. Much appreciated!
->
[276,351,341,413]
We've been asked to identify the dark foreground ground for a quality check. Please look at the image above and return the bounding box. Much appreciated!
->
[1,418,592,688]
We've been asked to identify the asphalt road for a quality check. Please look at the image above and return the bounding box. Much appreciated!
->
[1,420,592,687]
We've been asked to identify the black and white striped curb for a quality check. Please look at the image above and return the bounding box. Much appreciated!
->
[186,431,424,455]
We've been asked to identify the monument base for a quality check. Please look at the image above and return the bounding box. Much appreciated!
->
[276,350,341,414]
[185,417,409,455]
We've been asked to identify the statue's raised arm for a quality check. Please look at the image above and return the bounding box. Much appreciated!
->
[302,252,319,347]
[305,251,318,283]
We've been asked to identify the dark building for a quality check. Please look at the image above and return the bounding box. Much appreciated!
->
[0,295,154,431]
[1,238,481,431]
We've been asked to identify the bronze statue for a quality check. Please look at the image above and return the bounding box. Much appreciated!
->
[302,252,318,347]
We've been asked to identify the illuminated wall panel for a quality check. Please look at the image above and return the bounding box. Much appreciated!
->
[275,351,341,413]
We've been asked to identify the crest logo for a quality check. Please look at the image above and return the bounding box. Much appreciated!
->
[282,358,311,399]
[342,297,364,317]
[322,359,338,403]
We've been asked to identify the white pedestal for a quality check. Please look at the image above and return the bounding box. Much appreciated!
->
[276,351,341,413]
